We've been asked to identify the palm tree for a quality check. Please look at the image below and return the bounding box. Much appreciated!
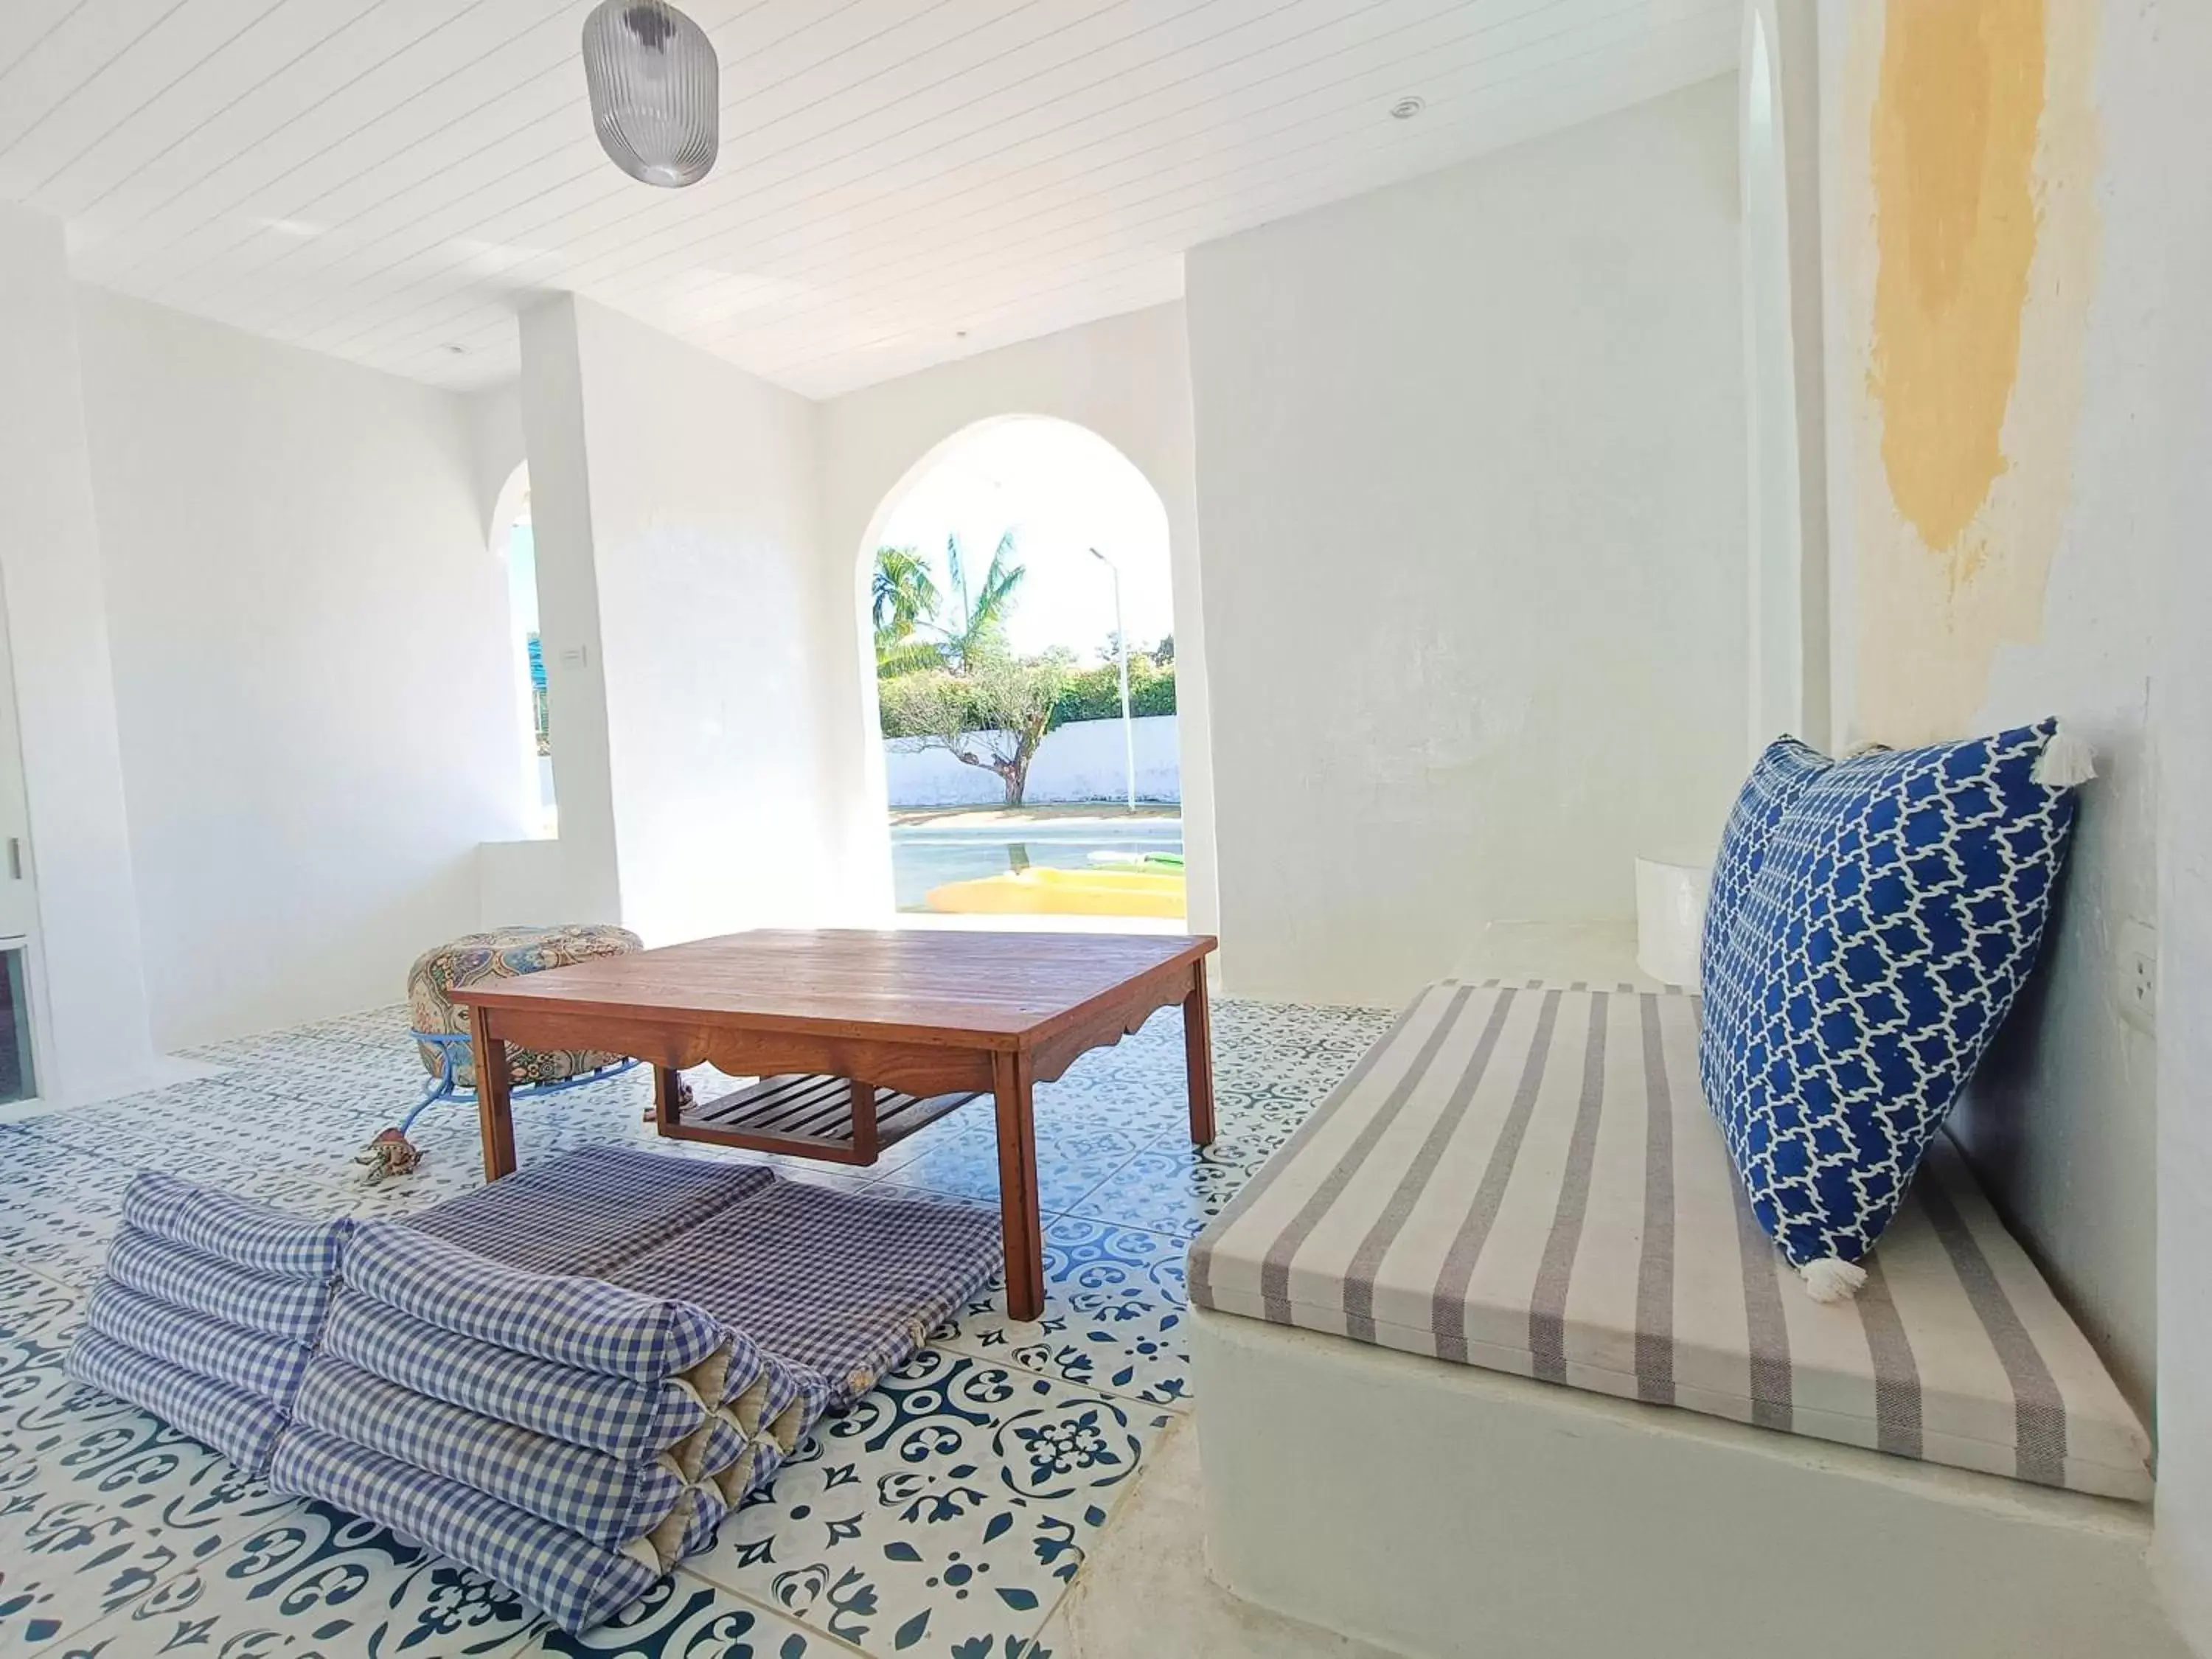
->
[941,529,1026,669]
[875,636,948,678]
[871,546,939,651]
[872,530,1027,677]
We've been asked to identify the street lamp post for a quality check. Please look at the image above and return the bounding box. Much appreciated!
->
[1088,546,1137,813]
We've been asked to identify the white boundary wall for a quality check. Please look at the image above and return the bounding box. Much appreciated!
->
[886,713,1178,807]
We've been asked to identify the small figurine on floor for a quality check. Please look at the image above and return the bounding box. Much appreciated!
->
[355,1128,422,1183]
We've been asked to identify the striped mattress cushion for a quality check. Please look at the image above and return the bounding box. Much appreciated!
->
[1189,981,2152,1502]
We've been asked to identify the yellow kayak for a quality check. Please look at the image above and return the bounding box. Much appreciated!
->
[925,865,1186,918]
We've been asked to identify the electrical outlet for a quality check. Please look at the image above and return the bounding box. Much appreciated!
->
[2116,918,2157,1035]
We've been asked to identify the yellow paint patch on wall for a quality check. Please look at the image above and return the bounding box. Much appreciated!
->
[1840,0,2101,745]
[1869,0,2044,563]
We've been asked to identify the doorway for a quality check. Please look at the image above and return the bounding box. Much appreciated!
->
[493,465,558,840]
[860,417,1183,928]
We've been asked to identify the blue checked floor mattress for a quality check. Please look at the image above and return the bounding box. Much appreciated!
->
[64,1147,1003,1632]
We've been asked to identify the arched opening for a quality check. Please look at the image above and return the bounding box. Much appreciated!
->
[490,464,557,839]
[856,417,1185,931]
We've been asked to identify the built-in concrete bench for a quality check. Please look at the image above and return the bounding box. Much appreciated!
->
[1189,981,2182,1659]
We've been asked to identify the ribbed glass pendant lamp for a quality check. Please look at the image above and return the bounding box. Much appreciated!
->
[581,0,718,188]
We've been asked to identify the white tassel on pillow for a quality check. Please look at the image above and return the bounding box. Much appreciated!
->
[2032,723,2097,787]
[1799,1257,1868,1304]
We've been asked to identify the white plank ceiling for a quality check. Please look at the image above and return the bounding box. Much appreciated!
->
[0,0,1738,397]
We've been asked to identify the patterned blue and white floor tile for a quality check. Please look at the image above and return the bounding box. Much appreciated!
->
[0,996,1391,1658]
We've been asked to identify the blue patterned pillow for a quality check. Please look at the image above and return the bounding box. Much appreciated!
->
[1700,721,2079,1296]
[1698,736,1832,1054]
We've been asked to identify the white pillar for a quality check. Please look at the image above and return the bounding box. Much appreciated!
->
[0,204,161,1103]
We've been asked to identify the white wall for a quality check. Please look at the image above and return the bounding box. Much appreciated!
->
[1812,0,2166,1418]
[0,206,161,1102]
[1186,78,1748,1007]
[1809,13,2212,1637]
[886,714,1180,807]
[464,381,526,543]
[524,296,846,947]
[1936,396,2160,1408]
[74,289,529,1048]
[2157,164,2212,1641]
[819,305,1218,936]
[2126,2,2212,1644]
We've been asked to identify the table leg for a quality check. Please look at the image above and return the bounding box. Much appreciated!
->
[1183,961,1217,1146]
[850,1080,881,1166]
[992,1050,1045,1321]
[653,1065,684,1135]
[469,1004,517,1181]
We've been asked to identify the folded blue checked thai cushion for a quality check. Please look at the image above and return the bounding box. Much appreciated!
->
[281,1216,754,1632]
[67,1172,350,1472]
[69,1149,1003,1634]
[1699,720,2081,1295]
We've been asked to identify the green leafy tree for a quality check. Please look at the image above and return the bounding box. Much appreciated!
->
[879,652,1072,806]
[1051,653,1176,723]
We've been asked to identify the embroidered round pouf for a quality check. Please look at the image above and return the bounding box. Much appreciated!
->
[406,924,644,1091]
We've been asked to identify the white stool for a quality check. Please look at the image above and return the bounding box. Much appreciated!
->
[1634,856,1710,988]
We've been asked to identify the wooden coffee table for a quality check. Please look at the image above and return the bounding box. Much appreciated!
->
[448,928,1219,1320]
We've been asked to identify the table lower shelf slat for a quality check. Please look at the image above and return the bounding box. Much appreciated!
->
[663,1073,982,1166]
